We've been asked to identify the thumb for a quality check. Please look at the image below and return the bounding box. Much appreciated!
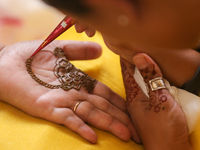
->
[133,53,175,113]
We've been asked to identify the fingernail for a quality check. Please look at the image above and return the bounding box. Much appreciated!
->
[133,55,148,70]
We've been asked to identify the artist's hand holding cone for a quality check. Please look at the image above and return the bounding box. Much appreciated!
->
[120,54,192,150]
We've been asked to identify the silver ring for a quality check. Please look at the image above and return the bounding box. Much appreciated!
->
[149,77,166,91]
[73,101,82,113]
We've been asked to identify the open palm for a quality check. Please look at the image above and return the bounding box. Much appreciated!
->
[0,40,139,143]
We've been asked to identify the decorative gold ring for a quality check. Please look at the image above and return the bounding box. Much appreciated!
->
[149,77,166,91]
[73,101,82,113]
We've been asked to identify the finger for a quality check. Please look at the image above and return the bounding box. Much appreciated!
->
[133,53,176,113]
[47,107,98,144]
[92,81,141,143]
[75,101,132,141]
[50,40,102,60]
[87,93,129,123]
[18,40,102,61]
[93,81,127,112]
[87,94,141,143]
[120,57,148,106]
[120,57,148,143]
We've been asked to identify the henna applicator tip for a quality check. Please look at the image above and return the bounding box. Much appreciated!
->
[30,16,75,58]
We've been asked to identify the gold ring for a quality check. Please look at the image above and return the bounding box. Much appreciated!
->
[149,77,166,91]
[73,101,82,113]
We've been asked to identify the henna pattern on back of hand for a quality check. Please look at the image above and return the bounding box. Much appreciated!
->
[121,61,168,112]
[140,66,168,113]
[149,90,167,112]
[121,61,140,107]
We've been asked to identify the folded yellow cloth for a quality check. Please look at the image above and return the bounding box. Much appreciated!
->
[0,28,143,150]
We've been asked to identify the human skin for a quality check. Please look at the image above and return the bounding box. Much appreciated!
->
[0,40,140,143]
[42,0,200,87]
[40,0,199,149]
[120,54,193,150]
[43,0,200,49]
[75,23,200,87]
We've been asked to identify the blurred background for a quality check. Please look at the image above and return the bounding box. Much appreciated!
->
[0,0,65,45]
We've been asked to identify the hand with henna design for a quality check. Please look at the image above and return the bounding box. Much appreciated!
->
[0,40,140,144]
[120,54,193,150]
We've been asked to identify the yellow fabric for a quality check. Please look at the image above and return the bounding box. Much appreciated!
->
[0,28,143,150]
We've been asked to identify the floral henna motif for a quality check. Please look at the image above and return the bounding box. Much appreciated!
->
[140,66,167,113]
[53,56,97,93]
[140,65,157,83]
[124,72,140,106]
[121,61,139,107]
[26,47,97,93]
[149,91,167,113]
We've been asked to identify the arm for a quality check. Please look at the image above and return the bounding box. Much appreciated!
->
[0,40,140,143]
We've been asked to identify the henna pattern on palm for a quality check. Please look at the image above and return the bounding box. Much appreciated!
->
[26,47,97,93]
